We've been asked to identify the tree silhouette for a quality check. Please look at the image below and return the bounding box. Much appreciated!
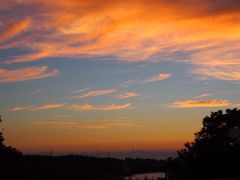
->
[0,115,22,158]
[0,115,4,147]
[177,109,240,179]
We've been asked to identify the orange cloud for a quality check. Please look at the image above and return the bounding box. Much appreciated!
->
[0,66,59,83]
[2,0,240,80]
[142,73,171,84]
[171,99,230,108]
[12,106,29,112]
[6,50,53,64]
[12,103,66,111]
[78,120,139,129]
[12,103,131,112]
[34,121,79,126]
[72,89,117,98]
[233,104,240,108]
[34,119,139,129]
[0,18,30,42]
[117,92,140,99]
[69,103,131,111]
[32,104,66,111]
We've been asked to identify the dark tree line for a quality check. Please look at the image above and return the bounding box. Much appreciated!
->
[168,109,240,180]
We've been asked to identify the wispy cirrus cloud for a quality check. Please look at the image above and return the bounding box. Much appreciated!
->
[0,66,59,83]
[71,87,91,94]
[0,18,31,42]
[117,92,140,99]
[141,73,171,84]
[12,103,66,111]
[80,120,139,129]
[6,50,53,64]
[34,119,140,129]
[23,89,45,96]
[121,80,138,87]
[34,121,79,126]
[171,99,230,108]
[192,65,240,81]
[121,73,170,87]
[1,0,240,80]
[12,102,132,112]
[72,88,117,98]
[69,103,131,111]
[193,93,212,99]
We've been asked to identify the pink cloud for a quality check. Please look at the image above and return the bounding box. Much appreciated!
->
[69,103,131,111]
[117,92,140,99]
[0,18,30,42]
[0,66,59,83]
[193,93,212,99]
[72,89,117,98]
[142,73,171,84]
[12,103,66,111]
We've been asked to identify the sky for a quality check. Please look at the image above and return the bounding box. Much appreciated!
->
[0,0,240,154]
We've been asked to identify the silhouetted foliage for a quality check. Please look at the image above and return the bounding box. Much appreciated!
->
[0,115,22,158]
[174,109,240,180]
[0,115,4,147]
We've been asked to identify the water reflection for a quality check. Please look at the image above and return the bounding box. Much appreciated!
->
[124,172,166,180]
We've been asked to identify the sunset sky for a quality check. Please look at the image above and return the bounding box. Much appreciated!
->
[0,0,240,153]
